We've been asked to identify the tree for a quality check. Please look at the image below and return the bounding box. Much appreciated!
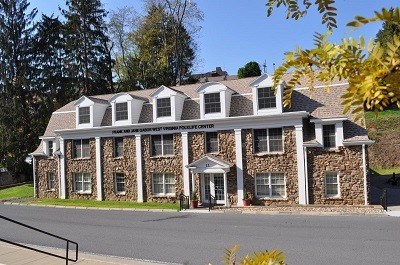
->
[61,0,113,97]
[237,61,262,78]
[266,1,400,119]
[0,0,37,175]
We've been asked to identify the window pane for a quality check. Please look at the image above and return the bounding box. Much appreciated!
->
[47,173,55,190]
[269,128,283,152]
[258,87,276,109]
[73,140,81,158]
[163,135,174,155]
[206,132,218,153]
[271,173,285,197]
[255,173,269,196]
[323,124,336,148]
[116,102,128,121]
[254,129,268,153]
[151,135,162,156]
[204,93,221,114]
[115,173,125,193]
[79,107,90,124]
[157,98,171,117]
[325,172,339,196]
[82,139,90,157]
[114,137,124,157]
[48,141,53,156]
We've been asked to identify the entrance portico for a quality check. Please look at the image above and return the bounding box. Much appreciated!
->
[186,155,233,206]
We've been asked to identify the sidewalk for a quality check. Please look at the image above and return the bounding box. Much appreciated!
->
[0,242,172,265]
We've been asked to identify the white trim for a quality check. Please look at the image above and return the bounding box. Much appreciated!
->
[135,135,144,202]
[53,111,75,114]
[181,132,190,197]
[295,125,307,204]
[223,172,228,207]
[310,117,347,124]
[303,147,309,204]
[343,140,374,146]
[362,144,368,205]
[59,138,66,199]
[95,137,102,201]
[32,157,36,198]
[235,129,244,206]
[294,82,349,91]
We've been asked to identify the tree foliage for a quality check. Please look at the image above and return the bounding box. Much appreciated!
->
[238,61,262,78]
[221,244,286,265]
[267,1,400,118]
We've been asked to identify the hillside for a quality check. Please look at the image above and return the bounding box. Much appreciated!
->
[365,109,400,171]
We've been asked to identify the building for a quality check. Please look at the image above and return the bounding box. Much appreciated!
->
[31,74,373,206]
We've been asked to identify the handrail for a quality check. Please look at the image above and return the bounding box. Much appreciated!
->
[179,193,189,211]
[0,215,78,265]
[380,189,388,211]
[208,191,216,212]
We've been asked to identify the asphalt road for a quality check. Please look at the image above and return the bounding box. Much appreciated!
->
[0,205,399,265]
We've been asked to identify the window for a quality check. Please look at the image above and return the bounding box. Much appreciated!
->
[72,139,90,158]
[255,173,286,198]
[152,173,175,195]
[325,171,339,197]
[115,102,128,121]
[48,141,53,156]
[151,134,173,156]
[205,132,218,153]
[253,128,283,153]
[323,124,336,148]
[74,173,91,193]
[113,137,124,157]
[114,173,125,194]
[78,107,90,124]
[258,87,276,109]
[204,93,221,114]
[157,98,171,117]
[47,172,55,191]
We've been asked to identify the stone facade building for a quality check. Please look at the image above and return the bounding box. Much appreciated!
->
[31,74,373,206]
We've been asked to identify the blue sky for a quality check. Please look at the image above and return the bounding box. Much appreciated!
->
[29,0,399,75]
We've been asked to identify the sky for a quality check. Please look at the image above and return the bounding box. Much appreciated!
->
[29,0,399,76]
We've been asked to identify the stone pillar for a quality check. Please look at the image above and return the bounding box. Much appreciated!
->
[182,132,190,196]
[235,129,244,206]
[295,125,307,204]
[59,138,66,199]
[95,137,103,201]
[135,135,144,202]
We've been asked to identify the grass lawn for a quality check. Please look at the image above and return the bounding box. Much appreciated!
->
[0,183,34,201]
[25,198,180,210]
[370,167,400,176]
[365,109,400,121]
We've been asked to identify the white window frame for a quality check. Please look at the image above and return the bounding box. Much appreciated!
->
[325,171,340,198]
[113,137,124,158]
[204,92,221,114]
[257,87,276,110]
[253,128,284,154]
[255,173,286,198]
[156,98,172,118]
[74,173,91,194]
[152,173,176,196]
[47,172,55,191]
[151,134,174,156]
[205,131,219,154]
[78,106,90,124]
[114,172,125,195]
[72,139,90,158]
[115,102,128,121]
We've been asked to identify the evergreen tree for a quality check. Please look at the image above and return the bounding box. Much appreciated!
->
[0,0,37,174]
[61,0,113,97]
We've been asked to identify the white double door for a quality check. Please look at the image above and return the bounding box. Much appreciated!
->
[201,173,225,205]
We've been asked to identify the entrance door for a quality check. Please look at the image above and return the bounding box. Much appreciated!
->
[202,173,225,204]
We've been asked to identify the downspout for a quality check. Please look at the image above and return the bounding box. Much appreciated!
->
[362,144,368,205]
[304,147,309,204]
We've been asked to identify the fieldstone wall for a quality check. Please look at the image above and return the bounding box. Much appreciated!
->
[142,134,183,203]
[188,130,237,205]
[307,146,365,205]
[101,137,137,201]
[65,139,97,199]
[36,156,59,199]
[243,127,299,206]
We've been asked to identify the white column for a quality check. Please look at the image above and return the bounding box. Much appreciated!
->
[181,132,190,196]
[224,172,228,207]
[362,144,368,205]
[95,137,103,201]
[295,125,307,205]
[135,135,144,202]
[303,147,309,204]
[234,129,244,206]
[59,138,66,199]
[32,156,36,198]
[191,171,195,192]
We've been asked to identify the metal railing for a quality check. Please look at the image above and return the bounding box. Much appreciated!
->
[179,193,189,211]
[208,192,216,212]
[0,215,78,265]
[380,189,388,211]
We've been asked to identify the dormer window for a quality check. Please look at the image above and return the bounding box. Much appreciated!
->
[48,140,54,156]
[115,102,128,121]
[157,98,171,117]
[258,87,276,109]
[204,93,221,114]
[79,107,90,124]
[311,117,346,149]
[323,124,336,148]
